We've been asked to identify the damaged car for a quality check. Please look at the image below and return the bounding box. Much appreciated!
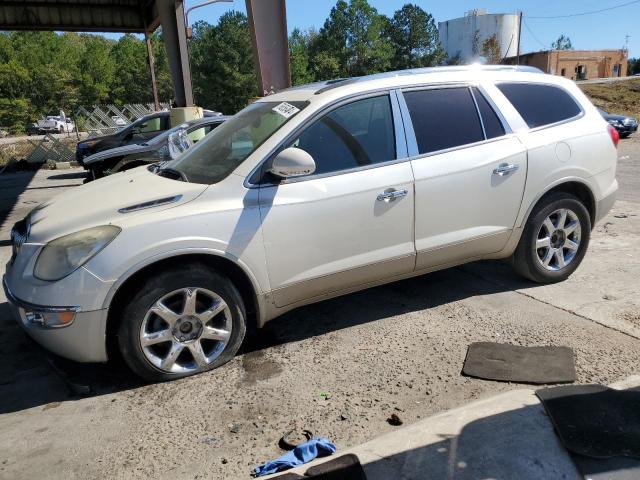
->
[83,116,228,181]
[4,66,618,381]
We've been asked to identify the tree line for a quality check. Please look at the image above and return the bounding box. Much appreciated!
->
[0,0,638,133]
[0,1,443,133]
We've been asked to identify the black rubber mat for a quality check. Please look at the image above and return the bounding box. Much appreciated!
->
[462,342,576,384]
[536,384,640,459]
[305,454,366,480]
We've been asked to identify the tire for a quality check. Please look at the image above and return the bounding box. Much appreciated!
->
[619,132,631,139]
[117,265,246,382]
[512,192,591,284]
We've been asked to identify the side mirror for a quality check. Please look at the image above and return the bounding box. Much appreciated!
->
[269,147,316,179]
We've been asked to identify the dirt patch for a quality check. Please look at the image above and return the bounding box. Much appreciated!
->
[580,78,640,118]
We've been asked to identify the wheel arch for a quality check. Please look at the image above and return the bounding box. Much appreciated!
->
[105,252,262,360]
[520,179,596,230]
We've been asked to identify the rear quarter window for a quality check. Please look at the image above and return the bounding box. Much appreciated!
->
[496,83,582,129]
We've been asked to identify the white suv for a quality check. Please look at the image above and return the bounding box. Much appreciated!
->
[3,66,618,381]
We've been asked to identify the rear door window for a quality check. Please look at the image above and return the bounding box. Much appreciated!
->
[403,87,485,155]
[471,87,506,139]
[496,83,582,128]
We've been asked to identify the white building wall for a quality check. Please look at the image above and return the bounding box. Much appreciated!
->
[438,13,520,63]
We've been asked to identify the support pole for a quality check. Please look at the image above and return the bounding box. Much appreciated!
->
[156,0,194,107]
[144,22,161,111]
[245,0,291,96]
[516,11,522,66]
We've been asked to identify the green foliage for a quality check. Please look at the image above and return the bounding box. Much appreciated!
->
[189,12,257,113]
[289,28,315,85]
[311,0,393,78]
[0,30,173,133]
[629,58,640,75]
[385,4,445,69]
[552,35,573,51]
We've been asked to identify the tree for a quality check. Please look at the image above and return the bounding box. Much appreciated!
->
[109,34,155,104]
[289,28,315,85]
[481,34,502,64]
[386,4,445,69]
[628,57,640,75]
[311,0,393,78]
[552,34,573,51]
[189,13,257,113]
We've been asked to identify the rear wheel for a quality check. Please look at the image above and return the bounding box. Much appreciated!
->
[117,265,246,382]
[512,192,591,283]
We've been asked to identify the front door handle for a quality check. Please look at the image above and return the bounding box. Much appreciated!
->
[377,188,408,202]
[493,163,519,176]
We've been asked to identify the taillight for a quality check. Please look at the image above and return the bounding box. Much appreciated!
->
[608,124,619,148]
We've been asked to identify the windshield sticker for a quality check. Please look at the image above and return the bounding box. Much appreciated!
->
[272,102,300,118]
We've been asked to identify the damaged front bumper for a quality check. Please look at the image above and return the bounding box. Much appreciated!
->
[3,276,108,362]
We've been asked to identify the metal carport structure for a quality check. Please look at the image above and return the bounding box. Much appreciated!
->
[0,0,290,109]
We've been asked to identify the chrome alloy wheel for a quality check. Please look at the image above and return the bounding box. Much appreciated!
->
[139,287,232,374]
[535,208,582,271]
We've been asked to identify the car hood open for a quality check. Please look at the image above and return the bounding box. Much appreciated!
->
[27,167,208,243]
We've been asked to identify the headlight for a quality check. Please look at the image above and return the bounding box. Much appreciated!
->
[34,225,121,281]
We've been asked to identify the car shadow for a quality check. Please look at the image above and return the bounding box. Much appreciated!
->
[0,169,38,236]
[241,261,530,354]
[0,260,530,415]
[47,171,87,180]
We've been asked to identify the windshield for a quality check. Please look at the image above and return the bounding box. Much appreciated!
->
[162,101,307,184]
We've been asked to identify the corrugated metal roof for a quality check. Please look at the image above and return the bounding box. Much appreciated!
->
[0,0,160,33]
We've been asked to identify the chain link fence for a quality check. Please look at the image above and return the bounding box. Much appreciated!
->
[0,103,167,172]
[0,135,77,173]
[74,103,170,137]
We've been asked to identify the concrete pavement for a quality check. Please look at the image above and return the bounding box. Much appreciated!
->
[269,376,640,480]
[0,137,639,479]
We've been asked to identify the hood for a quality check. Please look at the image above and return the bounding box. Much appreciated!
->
[27,167,208,243]
[78,132,119,148]
[83,143,154,165]
[602,112,629,122]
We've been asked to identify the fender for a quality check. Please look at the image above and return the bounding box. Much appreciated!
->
[517,175,597,229]
[101,247,267,322]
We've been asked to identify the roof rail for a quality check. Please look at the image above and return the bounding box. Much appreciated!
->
[315,65,544,94]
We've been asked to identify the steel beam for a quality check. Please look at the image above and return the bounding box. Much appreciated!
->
[156,0,194,107]
[245,0,291,96]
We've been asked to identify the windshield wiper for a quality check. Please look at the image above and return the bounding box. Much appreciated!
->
[157,166,189,182]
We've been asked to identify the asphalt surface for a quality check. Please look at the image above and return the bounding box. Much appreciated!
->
[0,137,639,479]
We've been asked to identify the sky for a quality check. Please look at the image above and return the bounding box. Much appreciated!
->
[180,0,640,58]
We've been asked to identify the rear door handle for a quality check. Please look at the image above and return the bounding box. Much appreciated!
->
[377,189,408,202]
[493,163,519,176]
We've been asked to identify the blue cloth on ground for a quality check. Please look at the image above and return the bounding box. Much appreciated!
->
[253,437,337,477]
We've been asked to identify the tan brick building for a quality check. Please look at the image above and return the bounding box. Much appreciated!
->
[503,49,628,80]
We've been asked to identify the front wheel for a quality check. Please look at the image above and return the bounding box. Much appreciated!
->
[512,192,591,283]
[117,265,247,382]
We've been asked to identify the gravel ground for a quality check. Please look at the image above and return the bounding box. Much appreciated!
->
[0,136,639,480]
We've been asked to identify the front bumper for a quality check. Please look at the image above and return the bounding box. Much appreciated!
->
[3,276,108,362]
[613,124,638,134]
